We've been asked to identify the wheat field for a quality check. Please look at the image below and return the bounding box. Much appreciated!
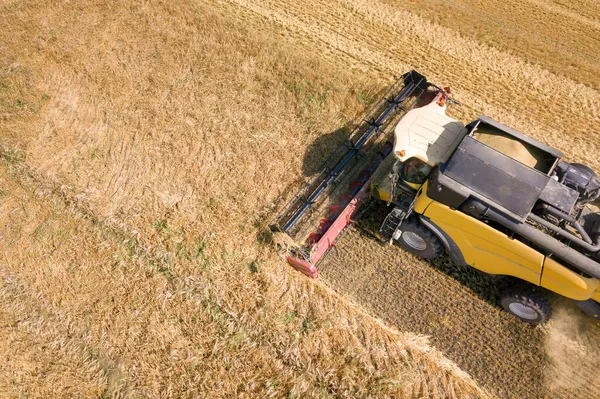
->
[1,0,599,397]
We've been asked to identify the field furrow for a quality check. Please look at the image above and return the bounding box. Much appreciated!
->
[379,0,600,88]
[525,0,600,30]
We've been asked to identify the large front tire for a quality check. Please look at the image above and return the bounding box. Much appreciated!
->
[396,217,443,259]
[500,287,552,324]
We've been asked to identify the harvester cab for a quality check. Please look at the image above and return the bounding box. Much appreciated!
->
[392,91,466,166]
[271,71,600,324]
[374,90,467,200]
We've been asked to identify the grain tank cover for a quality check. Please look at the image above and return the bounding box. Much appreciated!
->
[442,135,552,220]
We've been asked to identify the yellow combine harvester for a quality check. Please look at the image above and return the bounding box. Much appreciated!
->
[272,71,600,324]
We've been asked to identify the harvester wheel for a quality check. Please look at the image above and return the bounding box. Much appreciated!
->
[500,287,552,324]
[396,218,442,259]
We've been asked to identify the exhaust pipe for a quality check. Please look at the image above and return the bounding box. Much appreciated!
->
[541,205,594,245]
[460,199,600,280]
[528,212,600,252]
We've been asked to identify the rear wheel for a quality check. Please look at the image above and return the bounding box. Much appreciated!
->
[396,217,443,259]
[500,287,552,324]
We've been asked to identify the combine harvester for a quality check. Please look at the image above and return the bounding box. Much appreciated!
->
[271,71,600,324]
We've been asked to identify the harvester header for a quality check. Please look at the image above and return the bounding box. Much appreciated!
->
[271,71,450,277]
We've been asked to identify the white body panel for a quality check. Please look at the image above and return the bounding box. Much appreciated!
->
[393,100,467,165]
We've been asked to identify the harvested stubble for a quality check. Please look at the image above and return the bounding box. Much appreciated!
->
[319,221,600,399]
[1,0,489,397]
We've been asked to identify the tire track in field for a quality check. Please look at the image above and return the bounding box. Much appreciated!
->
[378,0,600,89]
[207,0,600,170]
[523,0,600,30]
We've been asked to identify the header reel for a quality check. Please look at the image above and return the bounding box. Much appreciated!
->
[270,71,452,277]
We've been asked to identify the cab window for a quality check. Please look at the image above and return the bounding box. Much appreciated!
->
[401,157,432,184]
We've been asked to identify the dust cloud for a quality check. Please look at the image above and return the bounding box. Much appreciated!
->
[543,302,596,393]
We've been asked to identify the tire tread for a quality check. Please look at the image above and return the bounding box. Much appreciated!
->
[397,217,443,259]
[500,286,552,324]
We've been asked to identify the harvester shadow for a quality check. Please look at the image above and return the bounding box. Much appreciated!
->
[302,126,352,176]
[259,126,353,249]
